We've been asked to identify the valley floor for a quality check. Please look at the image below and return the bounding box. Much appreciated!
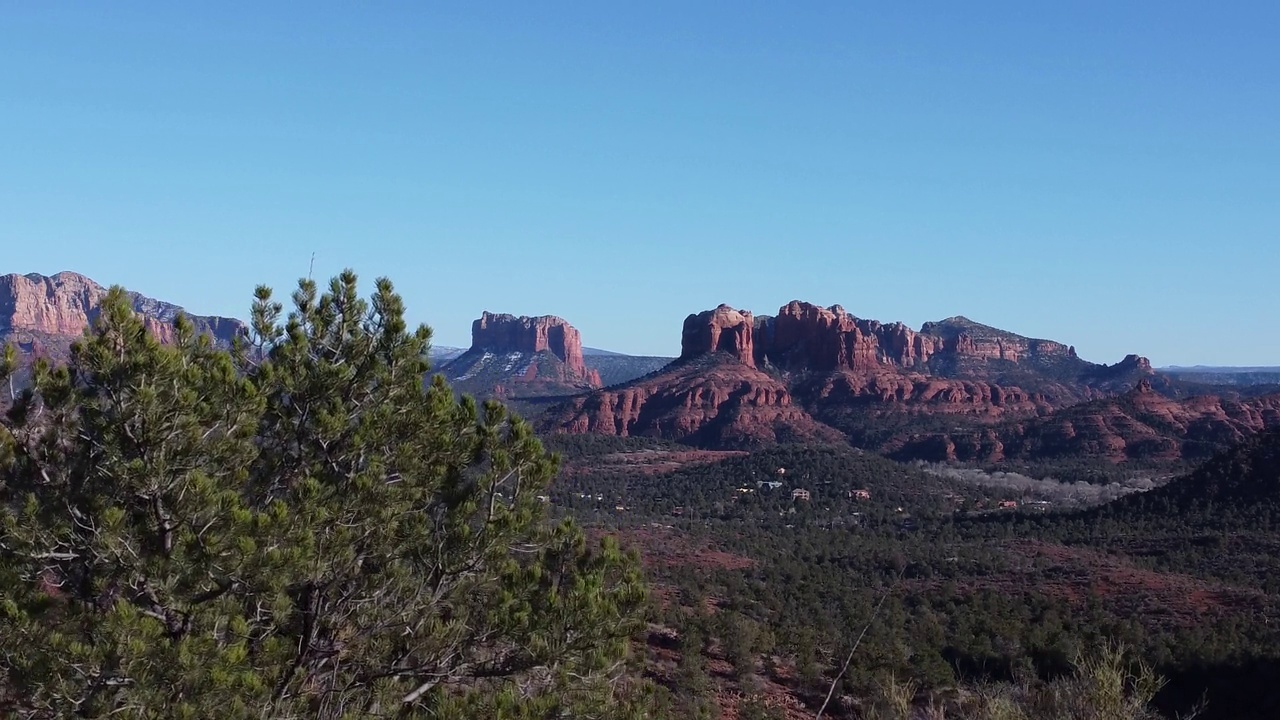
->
[546,436,1280,719]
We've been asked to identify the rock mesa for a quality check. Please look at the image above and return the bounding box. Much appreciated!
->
[441,312,602,397]
[473,311,596,382]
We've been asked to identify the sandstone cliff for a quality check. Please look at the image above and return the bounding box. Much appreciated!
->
[886,379,1280,464]
[755,301,1115,386]
[544,304,843,447]
[440,311,602,399]
[918,315,1078,365]
[543,299,1205,463]
[750,301,1154,428]
[0,271,244,364]
[472,311,596,381]
[756,301,938,372]
[680,304,756,368]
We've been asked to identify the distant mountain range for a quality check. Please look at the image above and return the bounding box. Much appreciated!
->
[1158,365,1280,386]
[428,345,466,364]
[1162,366,1280,371]
[4,270,1278,468]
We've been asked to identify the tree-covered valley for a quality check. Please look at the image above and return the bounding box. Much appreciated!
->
[545,430,1280,719]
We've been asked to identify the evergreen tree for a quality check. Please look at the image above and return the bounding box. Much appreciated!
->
[0,272,654,719]
[671,618,715,720]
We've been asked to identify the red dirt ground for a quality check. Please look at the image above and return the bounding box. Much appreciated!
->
[589,524,757,573]
[901,539,1274,630]
[642,627,823,720]
[560,449,748,477]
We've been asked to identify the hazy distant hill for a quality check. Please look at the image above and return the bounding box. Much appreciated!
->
[427,345,466,365]
[1160,366,1280,386]
[881,378,1280,465]
[583,354,673,387]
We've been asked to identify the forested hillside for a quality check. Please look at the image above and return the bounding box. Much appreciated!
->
[550,433,1280,719]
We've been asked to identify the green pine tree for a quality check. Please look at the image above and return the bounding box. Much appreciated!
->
[0,272,656,719]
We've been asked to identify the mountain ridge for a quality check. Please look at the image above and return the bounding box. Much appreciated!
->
[7,270,1276,466]
[1,271,245,363]
[543,300,1177,459]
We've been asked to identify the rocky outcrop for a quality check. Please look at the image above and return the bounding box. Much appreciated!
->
[886,380,1280,463]
[755,302,1096,377]
[0,271,105,337]
[472,311,595,381]
[440,312,602,399]
[1112,354,1152,374]
[680,304,755,367]
[802,371,1051,416]
[748,301,1157,427]
[544,355,843,447]
[543,299,1191,459]
[921,314,1076,355]
[0,271,244,363]
[543,303,843,447]
[756,302,936,372]
[921,316,1079,364]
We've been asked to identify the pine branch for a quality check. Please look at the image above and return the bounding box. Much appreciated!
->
[815,568,904,720]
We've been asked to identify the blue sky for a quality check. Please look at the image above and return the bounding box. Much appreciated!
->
[2,2,1277,365]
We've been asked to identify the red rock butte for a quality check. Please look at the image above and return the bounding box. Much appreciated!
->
[680,304,756,367]
[471,311,598,385]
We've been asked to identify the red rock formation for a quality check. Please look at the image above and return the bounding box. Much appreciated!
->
[757,302,1092,375]
[804,371,1051,417]
[921,316,1081,364]
[546,359,843,447]
[472,311,597,384]
[547,299,1174,452]
[887,380,1280,464]
[0,271,244,364]
[680,304,755,367]
[1114,354,1153,373]
[538,297,1227,464]
[749,301,1157,438]
[544,304,843,446]
[0,271,105,336]
[757,302,941,372]
[443,312,602,397]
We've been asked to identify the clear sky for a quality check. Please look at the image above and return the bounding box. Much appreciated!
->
[2,2,1277,365]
